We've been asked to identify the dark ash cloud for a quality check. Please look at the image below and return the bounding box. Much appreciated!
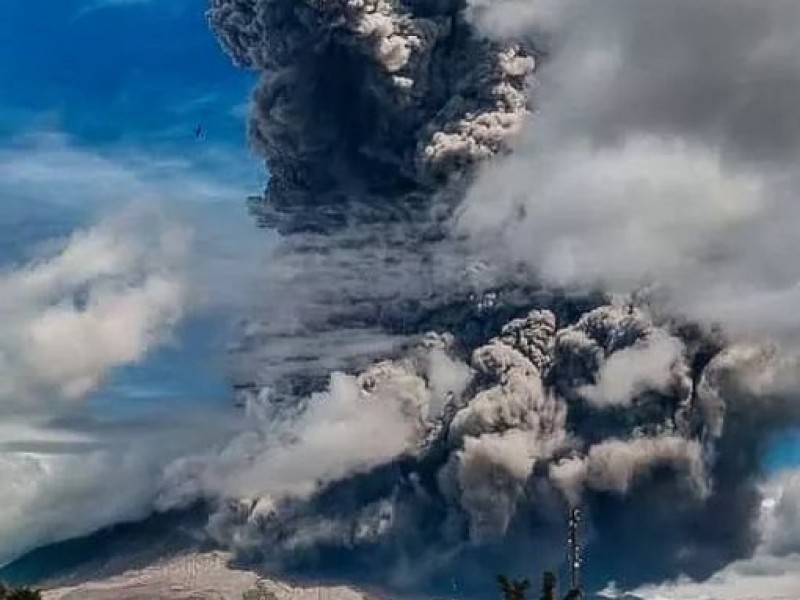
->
[169,0,800,597]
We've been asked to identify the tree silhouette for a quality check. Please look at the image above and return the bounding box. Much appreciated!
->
[497,574,531,600]
[0,583,42,600]
[539,571,557,600]
[498,570,580,600]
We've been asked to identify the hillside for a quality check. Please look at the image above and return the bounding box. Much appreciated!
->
[41,552,373,600]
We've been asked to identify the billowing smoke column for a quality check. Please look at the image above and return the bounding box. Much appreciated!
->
[209,0,533,233]
[163,301,799,594]
[210,0,542,395]
[190,0,800,596]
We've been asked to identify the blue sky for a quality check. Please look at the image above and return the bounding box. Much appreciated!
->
[1,0,251,148]
[1,0,266,415]
[0,0,275,564]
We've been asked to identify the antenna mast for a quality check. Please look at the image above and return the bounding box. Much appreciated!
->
[567,507,583,596]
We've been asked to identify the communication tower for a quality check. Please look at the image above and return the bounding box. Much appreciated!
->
[565,507,583,599]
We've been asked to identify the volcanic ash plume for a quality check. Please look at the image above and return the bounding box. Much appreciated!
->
[209,0,533,232]
[209,0,539,392]
[161,303,799,592]
[184,0,800,596]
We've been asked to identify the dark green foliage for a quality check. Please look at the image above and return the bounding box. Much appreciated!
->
[539,571,557,600]
[0,582,43,599]
[498,570,581,600]
[497,574,531,600]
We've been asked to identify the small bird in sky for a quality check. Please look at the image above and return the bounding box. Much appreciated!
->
[194,123,204,139]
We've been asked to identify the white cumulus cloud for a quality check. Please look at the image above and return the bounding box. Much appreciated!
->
[0,209,188,409]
